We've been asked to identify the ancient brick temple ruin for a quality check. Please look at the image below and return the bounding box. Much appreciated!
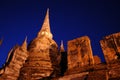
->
[0,9,120,80]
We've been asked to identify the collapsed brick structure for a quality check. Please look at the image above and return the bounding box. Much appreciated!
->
[0,9,120,80]
[67,36,94,70]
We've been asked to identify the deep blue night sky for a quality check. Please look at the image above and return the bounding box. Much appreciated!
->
[0,0,120,68]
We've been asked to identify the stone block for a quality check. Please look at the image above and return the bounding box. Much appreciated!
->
[100,32,120,64]
[67,36,94,69]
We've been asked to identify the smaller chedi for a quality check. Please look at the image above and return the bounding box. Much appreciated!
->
[0,38,28,80]
[0,9,120,80]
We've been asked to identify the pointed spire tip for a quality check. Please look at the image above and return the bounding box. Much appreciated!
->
[60,40,65,52]
[21,36,27,50]
[61,40,63,44]
[25,36,27,41]
[47,8,49,12]
[37,8,53,39]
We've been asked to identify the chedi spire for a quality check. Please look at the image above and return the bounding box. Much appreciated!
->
[60,40,65,52]
[21,37,27,50]
[37,8,53,39]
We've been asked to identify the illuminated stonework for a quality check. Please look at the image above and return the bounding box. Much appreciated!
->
[100,32,120,64]
[67,36,94,69]
[0,9,120,80]
[18,9,60,80]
